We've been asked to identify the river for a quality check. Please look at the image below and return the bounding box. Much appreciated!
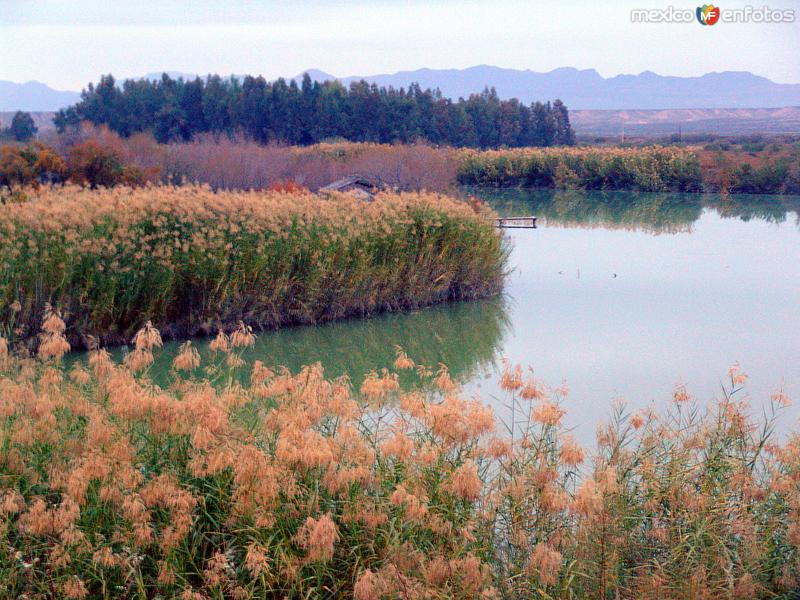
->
[84,189,800,438]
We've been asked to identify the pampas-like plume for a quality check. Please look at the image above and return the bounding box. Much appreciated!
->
[0,319,795,599]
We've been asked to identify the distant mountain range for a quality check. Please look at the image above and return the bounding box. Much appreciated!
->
[137,67,800,110]
[299,67,800,110]
[569,107,800,137]
[0,80,80,112]
[2,66,800,122]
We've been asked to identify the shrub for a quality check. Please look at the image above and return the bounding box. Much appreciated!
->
[267,179,309,193]
[67,140,125,189]
[729,162,789,194]
[703,141,732,152]
[161,139,458,193]
[0,146,35,195]
[33,146,68,184]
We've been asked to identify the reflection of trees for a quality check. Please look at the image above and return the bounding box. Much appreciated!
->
[708,194,800,226]
[101,297,510,388]
[469,188,800,234]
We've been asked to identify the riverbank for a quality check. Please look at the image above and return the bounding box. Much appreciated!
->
[0,185,506,349]
[0,319,797,599]
[457,146,704,191]
[4,134,799,198]
[456,144,800,194]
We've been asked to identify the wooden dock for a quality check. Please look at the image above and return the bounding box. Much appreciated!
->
[493,216,537,229]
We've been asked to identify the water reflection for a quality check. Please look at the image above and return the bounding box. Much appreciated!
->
[103,297,510,389]
[471,188,800,233]
[471,187,800,438]
[67,189,799,442]
[710,194,800,225]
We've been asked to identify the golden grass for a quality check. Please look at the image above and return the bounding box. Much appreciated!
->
[0,318,797,599]
[0,185,506,348]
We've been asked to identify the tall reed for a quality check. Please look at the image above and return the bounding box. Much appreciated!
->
[0,320,796,599]
[457,146,703,192]
[0,186,506,348]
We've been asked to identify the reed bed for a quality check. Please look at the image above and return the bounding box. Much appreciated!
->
[0,318,797,599]
[0,186,506,348]
[457,146,704,192]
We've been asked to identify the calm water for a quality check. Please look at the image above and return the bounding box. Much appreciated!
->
[472,189,800,435]
[102,190,800,437]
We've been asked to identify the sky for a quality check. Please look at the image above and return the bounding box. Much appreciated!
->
[1,0,799,90]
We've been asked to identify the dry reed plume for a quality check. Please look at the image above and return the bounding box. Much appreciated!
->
[0,318,796,598]
[0,185,506,348]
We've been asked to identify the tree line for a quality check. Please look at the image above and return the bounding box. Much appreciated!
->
[1,111,38,142]
[54,74,575,148]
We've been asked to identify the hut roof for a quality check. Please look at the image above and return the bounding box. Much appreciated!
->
[319,175,381,193]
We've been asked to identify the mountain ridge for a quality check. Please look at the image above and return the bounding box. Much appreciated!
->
[2,66,800,111]
[294,66,800,110]
[0,80,80,112]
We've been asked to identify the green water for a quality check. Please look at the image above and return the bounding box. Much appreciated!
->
[76,189,800,436]
[96,297,510,390]
[478,187,800,232]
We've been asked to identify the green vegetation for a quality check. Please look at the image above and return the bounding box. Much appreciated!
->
[0,143,67,196]
[456,146,703,192]
[0,186,506,348]
[54,73,574,148]
[481,188,704,233]
[8,111,38,142]
[0,317,797,599]
[4,135,800,199]
[730,161,791,194]
[100,297,509,391]
[479,187,800,233]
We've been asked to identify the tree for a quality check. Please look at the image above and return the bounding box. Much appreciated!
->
[313,82,350,142]
[54,106,81,133]
[179,77,206,136]
[34,146,68,184]
[0,147,36,194]
[153,104,188,143]
[235,76,271,143]
[530,102,556,147]
[202,75,233,135]
[296,74,318,144]
[551,99,575,146]
[56,72,575,149]
[10,111,37,141]
[67,140,124,189]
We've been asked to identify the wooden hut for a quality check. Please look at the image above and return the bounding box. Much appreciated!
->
[319,175,382,201]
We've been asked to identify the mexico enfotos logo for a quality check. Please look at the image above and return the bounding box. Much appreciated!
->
[631,5,796,23]
[696,4,721,24]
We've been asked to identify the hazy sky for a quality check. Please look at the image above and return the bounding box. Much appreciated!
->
[2,0,799,90]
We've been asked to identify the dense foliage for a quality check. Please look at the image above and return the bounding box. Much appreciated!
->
[54,74,575,148]
[4,136,798,198]
[456,146,704,192]
[8,111,38,142]
[0,143,67,195]
[0,316,797,599]
[0,186,506,348]
[0,141,147,196]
